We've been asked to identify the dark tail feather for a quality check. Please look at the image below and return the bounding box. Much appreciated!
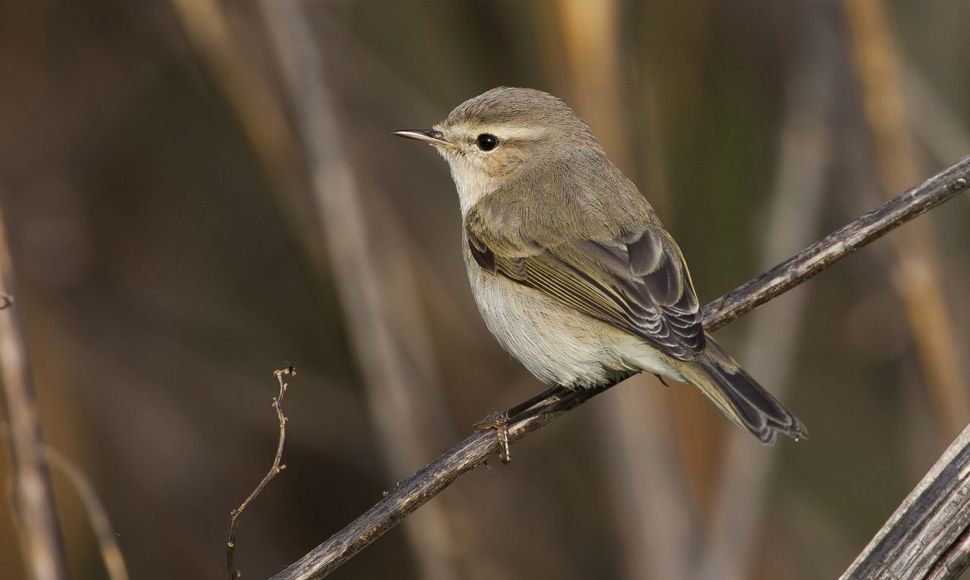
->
[678,336,807,444]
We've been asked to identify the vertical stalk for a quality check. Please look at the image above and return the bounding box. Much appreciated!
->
[698,9,838,578]
[259,2,473,579]
[553,1,696,578]
[843,0,969,439]
[0,204,68,580]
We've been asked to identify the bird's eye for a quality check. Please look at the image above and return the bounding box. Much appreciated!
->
[476,133,499,151]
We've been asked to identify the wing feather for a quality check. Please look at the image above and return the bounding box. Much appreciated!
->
[467,212,705,362]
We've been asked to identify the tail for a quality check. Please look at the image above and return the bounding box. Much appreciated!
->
[676,336,807,444]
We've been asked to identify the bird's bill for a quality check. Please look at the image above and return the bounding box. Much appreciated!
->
[392,129,450,147]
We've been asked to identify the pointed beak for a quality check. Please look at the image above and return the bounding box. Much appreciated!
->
[392,129,450,147]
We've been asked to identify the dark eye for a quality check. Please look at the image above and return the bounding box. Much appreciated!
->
[476,133,499,151]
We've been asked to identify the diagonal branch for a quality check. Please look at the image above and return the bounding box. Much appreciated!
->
[271,155,970,580]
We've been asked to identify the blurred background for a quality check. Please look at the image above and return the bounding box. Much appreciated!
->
[2,0,970,578]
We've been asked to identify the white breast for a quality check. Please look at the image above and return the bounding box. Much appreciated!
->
[463,249,681,387]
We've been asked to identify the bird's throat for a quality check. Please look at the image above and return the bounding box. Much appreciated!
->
[449,161,500,217]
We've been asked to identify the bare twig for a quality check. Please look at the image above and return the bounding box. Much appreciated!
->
[270,156,970,580]
[698,11,838,579]
[841,423,970,579]
[0,206,68,579]
[227,365,294,580]
[843,0,970,438]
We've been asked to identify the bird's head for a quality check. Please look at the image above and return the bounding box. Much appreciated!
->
[395,87,602,214]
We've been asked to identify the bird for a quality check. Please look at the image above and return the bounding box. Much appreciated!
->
[394,87,806,446]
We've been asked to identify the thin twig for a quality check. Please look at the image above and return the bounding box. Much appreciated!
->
[700,160,968,330]
[227,365,294,580]
[271,156,970,580]
[841,423,970,579]
[0,205,68,579]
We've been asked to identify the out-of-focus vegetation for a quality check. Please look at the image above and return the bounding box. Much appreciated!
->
[1,0,969,579]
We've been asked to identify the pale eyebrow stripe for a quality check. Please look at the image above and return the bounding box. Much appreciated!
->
[448,123,548,141]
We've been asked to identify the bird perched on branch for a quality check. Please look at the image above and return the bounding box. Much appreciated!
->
[395,87,806,447]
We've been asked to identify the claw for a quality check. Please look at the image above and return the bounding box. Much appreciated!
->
[475,411,512,464]
[472,385,569,465]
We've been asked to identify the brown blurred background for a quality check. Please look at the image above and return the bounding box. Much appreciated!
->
[2,0,970,578]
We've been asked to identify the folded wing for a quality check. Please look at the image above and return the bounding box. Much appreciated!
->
[466,218,705,362]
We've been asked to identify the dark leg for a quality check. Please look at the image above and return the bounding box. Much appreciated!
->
[474,384,568,464]
[506,384,569,418]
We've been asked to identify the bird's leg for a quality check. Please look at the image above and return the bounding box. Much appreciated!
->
[654,374,671,387]
[506,384,570,418]
[474,384,568,464]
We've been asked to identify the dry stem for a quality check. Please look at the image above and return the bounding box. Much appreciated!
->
[841,424,970,579]
[0,205,68,580]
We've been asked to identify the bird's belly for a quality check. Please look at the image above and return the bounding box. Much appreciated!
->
[467,263,680,387]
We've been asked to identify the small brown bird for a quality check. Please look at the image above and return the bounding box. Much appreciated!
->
[396,87,806,444]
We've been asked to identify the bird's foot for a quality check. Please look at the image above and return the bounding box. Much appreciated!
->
[474,411,512,464]
[474,384,569,465]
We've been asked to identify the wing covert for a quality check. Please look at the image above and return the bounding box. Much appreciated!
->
[466,216,705,361]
